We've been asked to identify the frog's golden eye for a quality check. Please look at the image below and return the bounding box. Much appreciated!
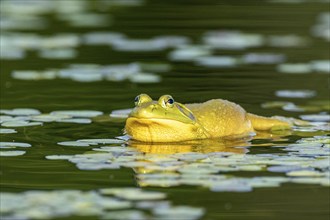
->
[159,95,175,108]
[134,94,152,107]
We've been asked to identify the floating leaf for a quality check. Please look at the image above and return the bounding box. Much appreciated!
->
[138,179,181,187]
[168,45,211,61]
[1,108,41,116]
[82,32,125,45]
[299,114,330,122]
[242,53,285,64]
[0,190,136,220]
[57,141,91,147]
[261,101,292,109]
[267,165,304,173]
[109,109,132,119]
[236,165,265,171]
[12,70,57,80]
[76,163,120,170]
[39,48,77,59]
[0,150,26,156]
[50,110,103,118]
[1,121,43,127]
[0,142,31,148]
[171,153,208,161]
[203,31,264,50]
[290,177,328,185]
[31,114,71,122]
[101,210,147,220]
[153,205,205,219]
[0,128,17,134]
[100,188,166,200]
[77,139,125,144]
[56,118,92,124]
[277,63,311,74]
[129,73,161,83]
[275,90,316,98]
[209,181,253,192]
[45,155,74,160]
[286,170,325,177]
[310,60,330,73]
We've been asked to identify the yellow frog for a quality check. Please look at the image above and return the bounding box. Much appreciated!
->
[125,94,296,142]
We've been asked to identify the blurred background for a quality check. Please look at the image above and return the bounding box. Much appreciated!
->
[0,0,329,220]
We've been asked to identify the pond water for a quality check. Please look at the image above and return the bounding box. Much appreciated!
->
[0,0,329,219]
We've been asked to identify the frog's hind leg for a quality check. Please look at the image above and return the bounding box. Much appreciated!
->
[246,113,292,131]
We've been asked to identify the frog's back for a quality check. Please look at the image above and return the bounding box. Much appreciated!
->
[186,99,254,138]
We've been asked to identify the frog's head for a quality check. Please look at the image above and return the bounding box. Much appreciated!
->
[125,94,207,142]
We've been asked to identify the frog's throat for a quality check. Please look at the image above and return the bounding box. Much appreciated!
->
[125,117,210,142]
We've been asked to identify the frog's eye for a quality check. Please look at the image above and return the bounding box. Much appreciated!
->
[134,95,140,106]
[159,95,175,108]
[166,97,174,107]
[134,94,152,107]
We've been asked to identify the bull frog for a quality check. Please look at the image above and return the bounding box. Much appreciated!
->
[125,94,298,142]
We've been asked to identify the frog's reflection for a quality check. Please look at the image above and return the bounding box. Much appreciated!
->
[128,138,249,154]
[127,132,292,187]
[127,130,292,155]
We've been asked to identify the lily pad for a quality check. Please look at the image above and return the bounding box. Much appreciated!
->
[0,150,26,156]
[286,170,325,177]
[168,45,211,61]
[39,48,77,59]
[12,70,57,80]
[203,31,264,50]
[0,142,31,148]
[1,121,43,127]
[76,163,120,170]
[109,109,132,119]
[77,139,125,144]
[310,60,330,73]
[129,73,161,83]
[275,90,316,98]
[277,63,311,74]
[56,118,92,124]
[267,165,304,173]
[299,114,330,122]
[261,101,292,109]
[138,179,181,187]
[209,181,252,192]
[0,108,41,116]
[45,155,74,160]
[50,110,103,118]
[57,141,91,147]
[153,205,205,219]
[100,188,166,201]
[101,210,147,220]
[31,114,71,122]
[0,128,17,134]
[242,53,285,64]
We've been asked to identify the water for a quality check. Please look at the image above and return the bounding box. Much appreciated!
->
[1,0,329,219]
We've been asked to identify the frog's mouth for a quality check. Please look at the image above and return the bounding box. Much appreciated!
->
[125,117,192,131]
[127,116,192,125]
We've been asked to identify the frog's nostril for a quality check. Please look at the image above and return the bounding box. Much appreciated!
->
[150,104,157,111]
